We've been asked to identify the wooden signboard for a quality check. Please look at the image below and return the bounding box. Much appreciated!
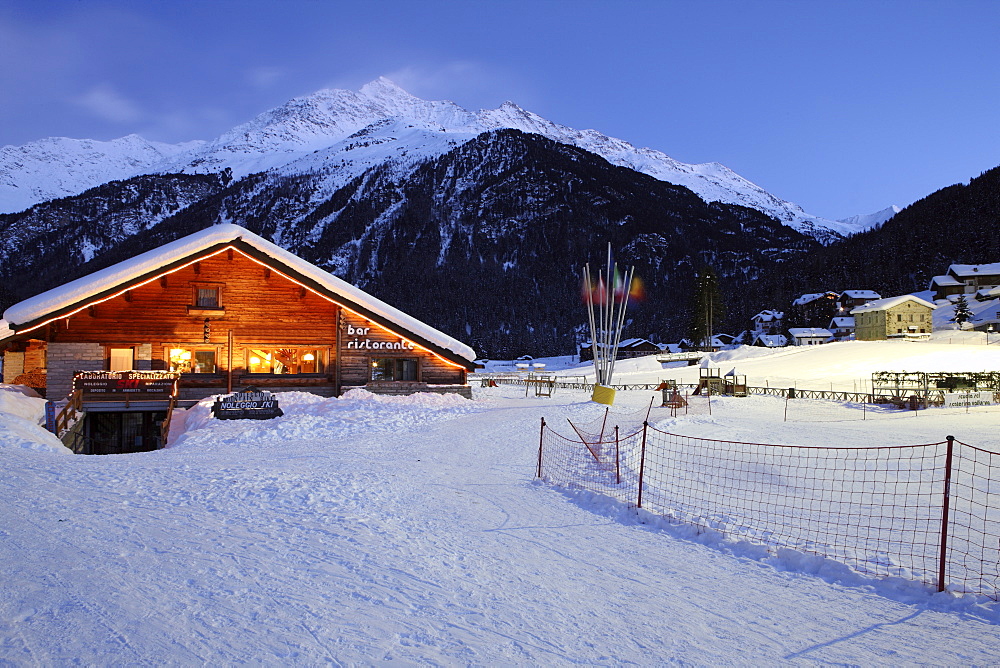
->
[211,389,284,420]
[73,371,179,400]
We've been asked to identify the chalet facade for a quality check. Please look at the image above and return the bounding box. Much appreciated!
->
[851,295,936,340]
[0,225,477,452]
[930,263,1000,301]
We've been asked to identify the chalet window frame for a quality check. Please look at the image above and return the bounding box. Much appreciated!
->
[106,346,135,372]
[164,344,222,374]
[243,346,329,376]
[187,282,226,315]
[370,357,420,382]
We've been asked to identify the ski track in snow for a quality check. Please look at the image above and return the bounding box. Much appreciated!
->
[2,363,1000,663]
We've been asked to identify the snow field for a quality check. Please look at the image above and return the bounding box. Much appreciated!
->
[2,340,1000,663]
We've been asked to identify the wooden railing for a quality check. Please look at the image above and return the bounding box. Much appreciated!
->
[159,394,178,447]
[54,390,83,437]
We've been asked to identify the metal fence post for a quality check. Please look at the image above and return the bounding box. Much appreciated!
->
[537,417,545,478]
[637,421,649,508]
[938,435,955,592]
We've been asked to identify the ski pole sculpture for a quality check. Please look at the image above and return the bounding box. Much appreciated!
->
[582,245,639,405]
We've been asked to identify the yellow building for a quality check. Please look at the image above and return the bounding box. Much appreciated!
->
[851,295,936,340]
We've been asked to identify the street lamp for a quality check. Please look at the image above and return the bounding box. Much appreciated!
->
[988,323,995,345]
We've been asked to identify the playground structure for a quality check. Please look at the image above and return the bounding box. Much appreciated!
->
[871,371,1000,408]
[693,368,748,397]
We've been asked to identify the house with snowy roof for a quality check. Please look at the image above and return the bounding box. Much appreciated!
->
[851,295,936,340]
[828,316,855,340]
[927,263,1000,301]
[751,310,784,336]
[787,328,833,346]
[0,224,477,453]
[836,290,880,312]
[790,291,839,328]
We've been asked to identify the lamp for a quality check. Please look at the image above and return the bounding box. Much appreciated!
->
[302,353,315,361]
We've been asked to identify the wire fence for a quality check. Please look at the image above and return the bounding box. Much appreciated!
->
[537,419,1000,600]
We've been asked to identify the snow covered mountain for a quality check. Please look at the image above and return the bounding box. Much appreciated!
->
[0,77,866,241]
[836,204,901,232]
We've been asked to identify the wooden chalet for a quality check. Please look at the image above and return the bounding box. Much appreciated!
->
[0,224,477,454]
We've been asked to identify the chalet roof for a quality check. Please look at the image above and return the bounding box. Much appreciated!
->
[792,292,837,307]
[840,290,880,300]
[850,295,937,314]
[752,310,783,321]
[788,328,833,338]
[829,316,855,327]
[929,274,963,288]
[752,333,787,347]
[948,263,1000,278]
[2,224,476,364]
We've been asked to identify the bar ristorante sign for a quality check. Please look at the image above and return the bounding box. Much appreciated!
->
[211,388,284,420]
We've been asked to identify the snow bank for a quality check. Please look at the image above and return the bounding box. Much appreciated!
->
[169,388,484,449]
[0,386,70,453]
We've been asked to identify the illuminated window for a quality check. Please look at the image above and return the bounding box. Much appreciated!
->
[109,348,134,371]
[371,358,418,381]
[196,288,220,308]
[246,348,324,374]
[168,347,217,373]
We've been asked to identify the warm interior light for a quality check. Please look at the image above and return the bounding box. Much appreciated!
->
[302,353,315,361]
[169,348,185,359]
[250,356,261,365]
[181,351,192,360]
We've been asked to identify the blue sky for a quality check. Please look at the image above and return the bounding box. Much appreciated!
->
[1,0,999,220]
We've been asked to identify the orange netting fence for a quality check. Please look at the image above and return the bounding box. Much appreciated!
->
[537,418,1000,599]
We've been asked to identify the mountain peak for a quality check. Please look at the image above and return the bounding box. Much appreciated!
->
[359,77,416,101]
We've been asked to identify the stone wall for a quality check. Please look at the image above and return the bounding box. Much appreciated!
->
[3,352,24,384]
[47,343,104,401]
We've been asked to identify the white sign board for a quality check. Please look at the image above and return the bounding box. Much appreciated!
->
[943,391,995,408]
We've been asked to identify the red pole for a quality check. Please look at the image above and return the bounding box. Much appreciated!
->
[938,435,955,592]
[615,425,621,485]
[537,418,546,478]
[636,421,649,508]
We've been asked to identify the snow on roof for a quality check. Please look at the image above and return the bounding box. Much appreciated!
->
[850,295,937,314]
[948,262,1000,278]
[792,293,825,306]
[2,224,476,363]
[841,290,880,299]
[829,317,855,327]
[929,274,963,287]
[788,328,833,338]
[753,333,787,347]
[753,310,783,321]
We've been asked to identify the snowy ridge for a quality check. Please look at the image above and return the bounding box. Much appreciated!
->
[1,77,873,240]
[837,205,901,232]
[0,135,204,214]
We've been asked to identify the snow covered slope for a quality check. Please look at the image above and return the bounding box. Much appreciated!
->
[837,204,901,233]
[0,78,870,241]
[0,135,204,214]
[2,339,1000,663]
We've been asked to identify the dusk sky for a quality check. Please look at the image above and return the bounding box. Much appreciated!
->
[2,0,999,221]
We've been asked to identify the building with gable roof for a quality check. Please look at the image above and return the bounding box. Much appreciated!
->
[851,295,936,340]
[0,224,477,453]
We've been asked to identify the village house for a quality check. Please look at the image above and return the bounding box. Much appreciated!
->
[751,310,784,336]
[851,295,936,340]
[0,224,477,453]
[930,262,1000,301]
[836,290,881,312]
[787,327,833,346]
[790,292,839,328]
[828,316,855,340]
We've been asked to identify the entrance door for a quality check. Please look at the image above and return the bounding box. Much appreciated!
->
[85,412,166,455]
